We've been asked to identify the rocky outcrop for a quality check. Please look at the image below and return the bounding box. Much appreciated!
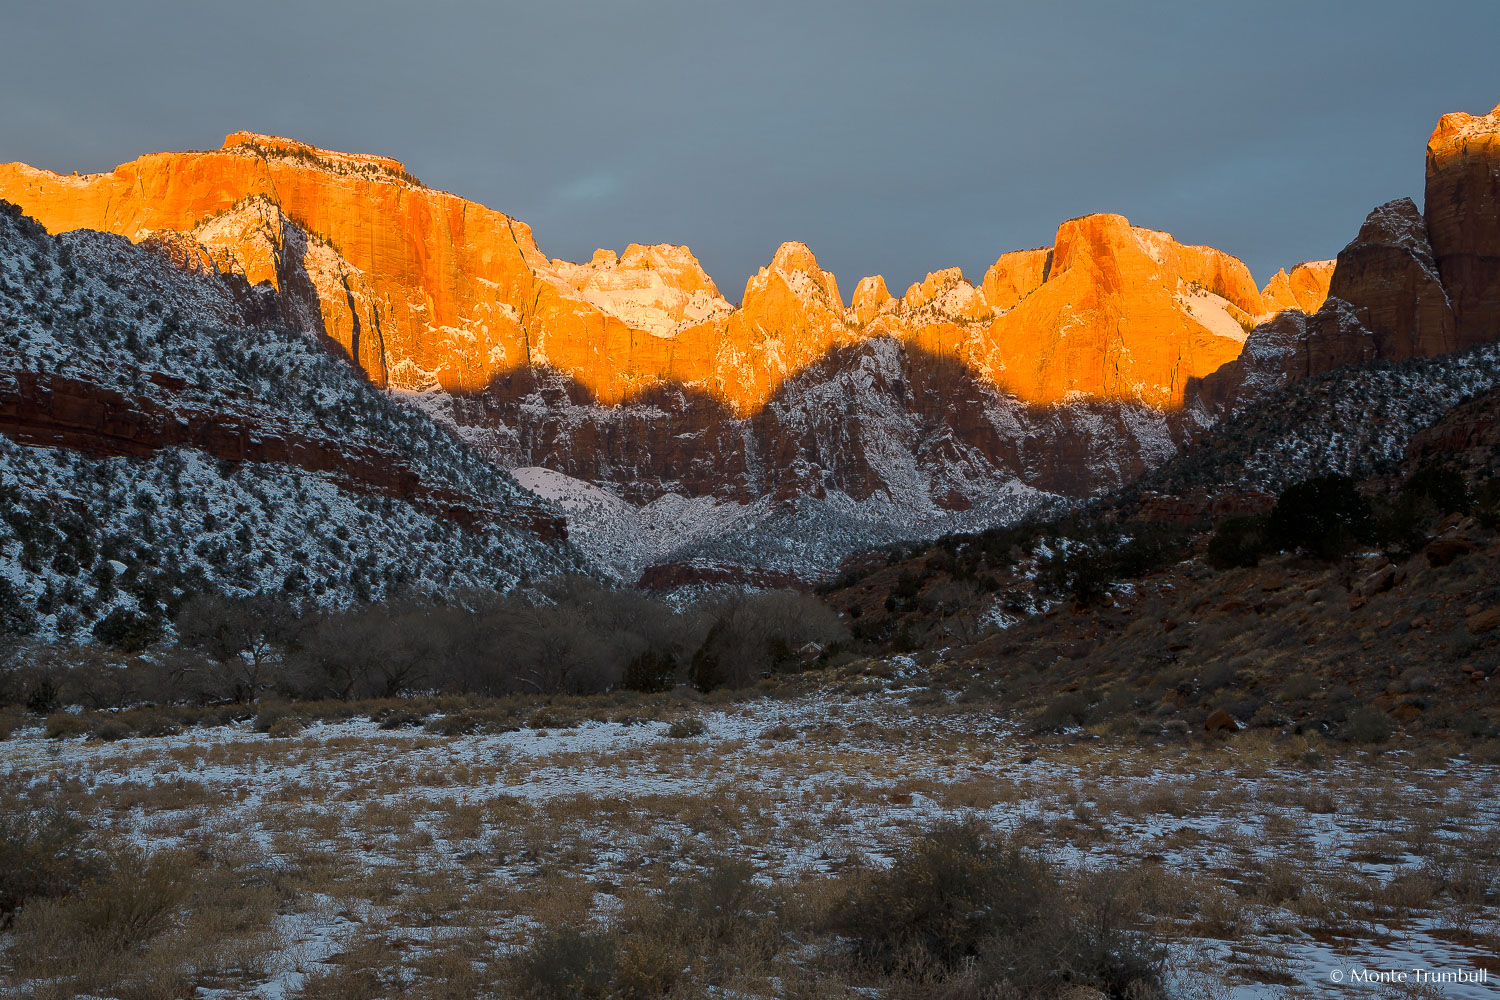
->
[1405,385,1500,477]
[1189,184,1476,414]
[1325,198,1455,358]
[1426,101,1500,350]
[974,214,1268,408]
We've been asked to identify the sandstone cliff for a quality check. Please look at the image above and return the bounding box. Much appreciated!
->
[1193,101,1500,414]
[0,133,1319,418]
[1425,101,1500,351]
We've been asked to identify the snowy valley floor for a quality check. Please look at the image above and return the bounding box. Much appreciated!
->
[1,669,1497,999]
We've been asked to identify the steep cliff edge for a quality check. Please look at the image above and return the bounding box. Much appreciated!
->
[1426,101,1500,349]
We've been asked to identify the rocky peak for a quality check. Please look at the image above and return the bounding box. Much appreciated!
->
[898,267,990,320]
[981,248,1051,312]
[753,241,843,308]
[851,274,893,324]
[550,241,732,338]
[1260,260,1335,315]
[1426,101,1500,350]
[975,214,1265,407]
[1324,197,1455,359]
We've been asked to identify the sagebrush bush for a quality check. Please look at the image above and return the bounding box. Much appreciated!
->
[832,821,1166,997]
[1034,691,1091,732]
[253,703,303,733]
[528,706,581,730]
[513,926,618,1000]
[1341,705,1396,744]
[667,716,708,739]
[371,706,425,730]
[44,712,89,739]
[0,807,98,922]
[91,717,132,742]
[266,716,305,739]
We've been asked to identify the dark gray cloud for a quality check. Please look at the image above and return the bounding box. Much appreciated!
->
[4,1,1497,298]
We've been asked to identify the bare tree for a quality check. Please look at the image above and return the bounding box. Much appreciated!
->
[175,594,297,701]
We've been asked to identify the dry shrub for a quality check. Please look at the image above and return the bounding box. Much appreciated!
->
[0,705,26,739]
[424,707,518,736]
[0,806,99,924]
[92,716,134,742]
[253,703,304,733]
[5,841,279,1000]
[1341,705,1395,744]
[371,705,427,730]
[266,716,305,739]
[512,926,618,999]
[44,711,90,739]
[666,716,708,739]
[510,859,779,999]
[829,820,1167,997]
[529,705,581,730]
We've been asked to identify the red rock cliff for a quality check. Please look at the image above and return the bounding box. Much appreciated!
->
[0,133,1320,415]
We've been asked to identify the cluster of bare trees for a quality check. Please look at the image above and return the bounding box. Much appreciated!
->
[1,578,850,709]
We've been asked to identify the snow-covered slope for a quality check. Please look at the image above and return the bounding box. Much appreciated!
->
[0,201,586,642]
[511,466,756,579]
[1150,342,1500,500]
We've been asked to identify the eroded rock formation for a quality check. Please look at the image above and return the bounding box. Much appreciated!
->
[1193,102,1500,414]
[1426,101,1500,350]
[0,133,1322,418]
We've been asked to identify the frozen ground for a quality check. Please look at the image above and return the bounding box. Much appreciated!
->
[2,677,1496,998]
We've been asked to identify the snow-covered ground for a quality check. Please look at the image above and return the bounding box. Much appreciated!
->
[512,466,758,579]
[3,680,1495,998]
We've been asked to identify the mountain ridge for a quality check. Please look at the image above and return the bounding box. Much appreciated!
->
[0,132,1329,415]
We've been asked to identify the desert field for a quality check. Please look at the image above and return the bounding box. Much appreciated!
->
[3,663,1496,999]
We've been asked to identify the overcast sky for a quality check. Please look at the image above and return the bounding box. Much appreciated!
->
[4,1,1498,298]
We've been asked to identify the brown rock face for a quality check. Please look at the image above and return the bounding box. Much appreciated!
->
[1426,101,1500,349]
[1325,198,1455,358]
[1190,173,1491,414]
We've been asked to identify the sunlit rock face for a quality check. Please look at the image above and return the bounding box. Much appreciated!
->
[0,134,542,397]
[972,213,1274,408]
[1260,259,1335,315]
[0,133,1320,418]
[1426,101,1500,350]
